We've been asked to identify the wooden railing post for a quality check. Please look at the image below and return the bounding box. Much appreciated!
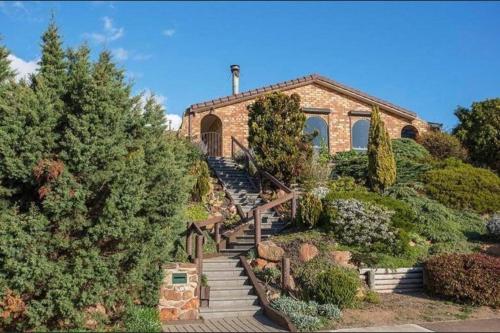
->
[214,222,221,251]
[291,194,297,221]
[195,234,204,296]
[254,208,262,247]
[186,224,193,257]
[282,257,290,291]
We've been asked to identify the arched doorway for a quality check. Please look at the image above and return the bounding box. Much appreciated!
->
[401,125,418,140]
[201,114,222,156]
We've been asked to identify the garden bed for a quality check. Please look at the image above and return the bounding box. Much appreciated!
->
[328,292,500,330]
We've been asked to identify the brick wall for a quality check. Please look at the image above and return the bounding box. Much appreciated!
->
[179,83,431,157]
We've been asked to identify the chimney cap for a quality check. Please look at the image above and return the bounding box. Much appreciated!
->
[230,64,240,73]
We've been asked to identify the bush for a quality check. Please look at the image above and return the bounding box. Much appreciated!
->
[184,203,209,222]
[391,138,430,161]
[253,266,281,285]
[425,253,500,307]
[297,192,323,228]
[422,160,500,214]
[123,306,162,332]
[387,185,486,243]
[418,131,468,160]
[363,290,381,304]
[325,199,396,249]
[190,159,212,202]
[314,267,361,308]
[486,214,500,239]
[332,151,368,183]
[270,296,341,331]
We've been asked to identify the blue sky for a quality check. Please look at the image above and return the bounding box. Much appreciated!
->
[1,1,499,130]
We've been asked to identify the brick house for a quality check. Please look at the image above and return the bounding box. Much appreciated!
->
[179,66,440,157]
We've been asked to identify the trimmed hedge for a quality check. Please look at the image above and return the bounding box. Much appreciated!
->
[422,160,500,214]
[425,253,500,307]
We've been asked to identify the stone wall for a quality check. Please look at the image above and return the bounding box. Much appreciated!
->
[180,82,432,157]
[158,263,199,322]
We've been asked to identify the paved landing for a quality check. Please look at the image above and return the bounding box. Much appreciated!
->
[421,318,500,332]
[162,315,287,332]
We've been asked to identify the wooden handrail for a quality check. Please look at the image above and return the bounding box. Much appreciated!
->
[256,192,294,213]
[193,215,224,228]
[261,170,292,193]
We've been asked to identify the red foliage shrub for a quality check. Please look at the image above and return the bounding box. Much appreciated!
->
[0,289,26,321]
[33,159,64,183]
[425,253,500,307]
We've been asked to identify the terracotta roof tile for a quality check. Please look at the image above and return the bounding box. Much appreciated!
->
[187,74,416,118]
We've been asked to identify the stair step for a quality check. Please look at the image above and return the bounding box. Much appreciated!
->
[210,288,254,298]
[200,306,262,319]
[203,262,241,270]
[207,277,250,288]
[204,269,245,278]
[209,296,259,308]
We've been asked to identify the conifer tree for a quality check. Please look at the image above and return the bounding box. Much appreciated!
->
[367,106,396,191]
[0,39,15,84]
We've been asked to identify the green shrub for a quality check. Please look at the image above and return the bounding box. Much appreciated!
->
[298,192,323,228]
[123,306,162,332]
[391,138,430,160]
[317,303,342,319]
[254,266,281,285]
[425,253,500,307]
[288,313,322,331]
[270,296,340,331]
[184,203,209,222]
[363,290,381,304]
[418,131,468,160]
[314,267,361,308]
[324,199,396,250]
[328,177,361,192]
[190,159,212,202]
[332,151,368,183]
[422,160,500,214]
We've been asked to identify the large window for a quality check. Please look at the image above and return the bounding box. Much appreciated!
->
[304,116,328,149]
[352,119,370,150]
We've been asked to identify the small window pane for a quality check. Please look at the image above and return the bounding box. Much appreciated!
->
[352,119,370,150]
[305,117,328,148]
[401,125,418,140]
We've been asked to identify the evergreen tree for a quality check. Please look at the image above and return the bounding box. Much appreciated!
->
[248,92,313,183]
[0,24,193,330]
[367,106,396,191]
[0,39,15,84]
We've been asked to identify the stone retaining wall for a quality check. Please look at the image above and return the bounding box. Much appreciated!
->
[159,263,199,322]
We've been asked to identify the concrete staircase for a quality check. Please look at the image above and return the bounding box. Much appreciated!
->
[200,157,289,319]
[200,257,261,319]
[207,156,288,257]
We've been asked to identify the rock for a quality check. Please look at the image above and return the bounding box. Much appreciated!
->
[298,243,319,262]
[160,308,180,321]
[330,250,356,268]
[482,243,500,257]
[276,189,286,199]
[251,258,269,270]
[181,298,199,310]
[163,289,182,301]
[257,241,285,262]
[182,291,194,300]
[178,309,198,320]
[264,262,277,270]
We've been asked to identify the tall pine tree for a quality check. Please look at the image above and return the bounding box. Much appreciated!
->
[367,106,396,191]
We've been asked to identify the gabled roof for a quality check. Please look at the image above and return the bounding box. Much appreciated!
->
[187,74,417,120]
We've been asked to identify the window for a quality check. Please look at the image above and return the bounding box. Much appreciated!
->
[304,116,328,149]
[352,119,370,150]
[401,125,418,140]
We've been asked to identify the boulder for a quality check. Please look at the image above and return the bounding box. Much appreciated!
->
[257,241,285,262]
[330,250,356,268]
[160,308,180,321]
[298,243,319,262]
[251,258,269,270]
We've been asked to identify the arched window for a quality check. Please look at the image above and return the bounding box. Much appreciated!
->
[200,114,222,156]
[352,119,370,150]
[304,116,328,149]
[401,125,418,140]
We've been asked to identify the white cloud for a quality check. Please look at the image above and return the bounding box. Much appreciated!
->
[112,47,128,61]
[132,53,152,61]
[140,89,167,108]
[165,114,182,131]
[162,29,175,37]
[7,54,39,81]
[83,16,124,44]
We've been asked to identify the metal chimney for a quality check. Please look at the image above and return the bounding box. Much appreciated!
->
[230,64,240,95]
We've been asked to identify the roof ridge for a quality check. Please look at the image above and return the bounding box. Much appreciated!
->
[187,73,416,118]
